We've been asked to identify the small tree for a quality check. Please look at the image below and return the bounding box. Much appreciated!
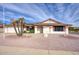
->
[12,18,25,36]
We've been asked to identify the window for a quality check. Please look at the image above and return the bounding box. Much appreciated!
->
[54,26,64,31]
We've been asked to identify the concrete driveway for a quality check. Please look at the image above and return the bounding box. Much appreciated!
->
[0,33,79,55]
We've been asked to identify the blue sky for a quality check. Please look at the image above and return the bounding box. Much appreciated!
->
[0,3,79,26]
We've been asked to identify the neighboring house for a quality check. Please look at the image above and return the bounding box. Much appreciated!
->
[0,24,3,33]
[0,24,3,28]
[4,18,71,34]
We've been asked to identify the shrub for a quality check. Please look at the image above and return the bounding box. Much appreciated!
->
[23,30,34,33]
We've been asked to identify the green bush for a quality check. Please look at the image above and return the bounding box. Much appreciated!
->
[23,31,27,33]
[69,27,79,32]
[23,30,34,33]
[30,30,34,33]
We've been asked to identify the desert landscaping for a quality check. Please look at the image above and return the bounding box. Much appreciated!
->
[0,33,79,55]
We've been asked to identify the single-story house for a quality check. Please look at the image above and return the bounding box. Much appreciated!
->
[4,18,71,34]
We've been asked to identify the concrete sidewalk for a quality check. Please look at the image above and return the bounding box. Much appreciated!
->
[0,46,79,55]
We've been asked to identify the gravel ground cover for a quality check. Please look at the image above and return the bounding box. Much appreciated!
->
[0,33,79,54]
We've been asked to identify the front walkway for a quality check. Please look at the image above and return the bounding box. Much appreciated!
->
[0,33,79,54]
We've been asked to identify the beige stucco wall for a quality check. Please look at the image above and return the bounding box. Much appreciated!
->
[4,27,26,33]
[34,26,40,33]
[65,26,69,34]
[4,27,16,33]
[4,26,69,35]
[43,26,51,33]
[43,26,66,34]
[35,26,69,34]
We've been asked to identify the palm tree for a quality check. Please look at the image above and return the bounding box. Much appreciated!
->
[18,18,24,36]
[12,18,25,36]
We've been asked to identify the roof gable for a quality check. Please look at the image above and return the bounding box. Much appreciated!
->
[34,18,71,26]
[43,19,56,24]
[35,18,64,24]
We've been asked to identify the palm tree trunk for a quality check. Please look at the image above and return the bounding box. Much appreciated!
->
[12,22,18,35]
[20,19,23,36]
[16,21,21,36]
